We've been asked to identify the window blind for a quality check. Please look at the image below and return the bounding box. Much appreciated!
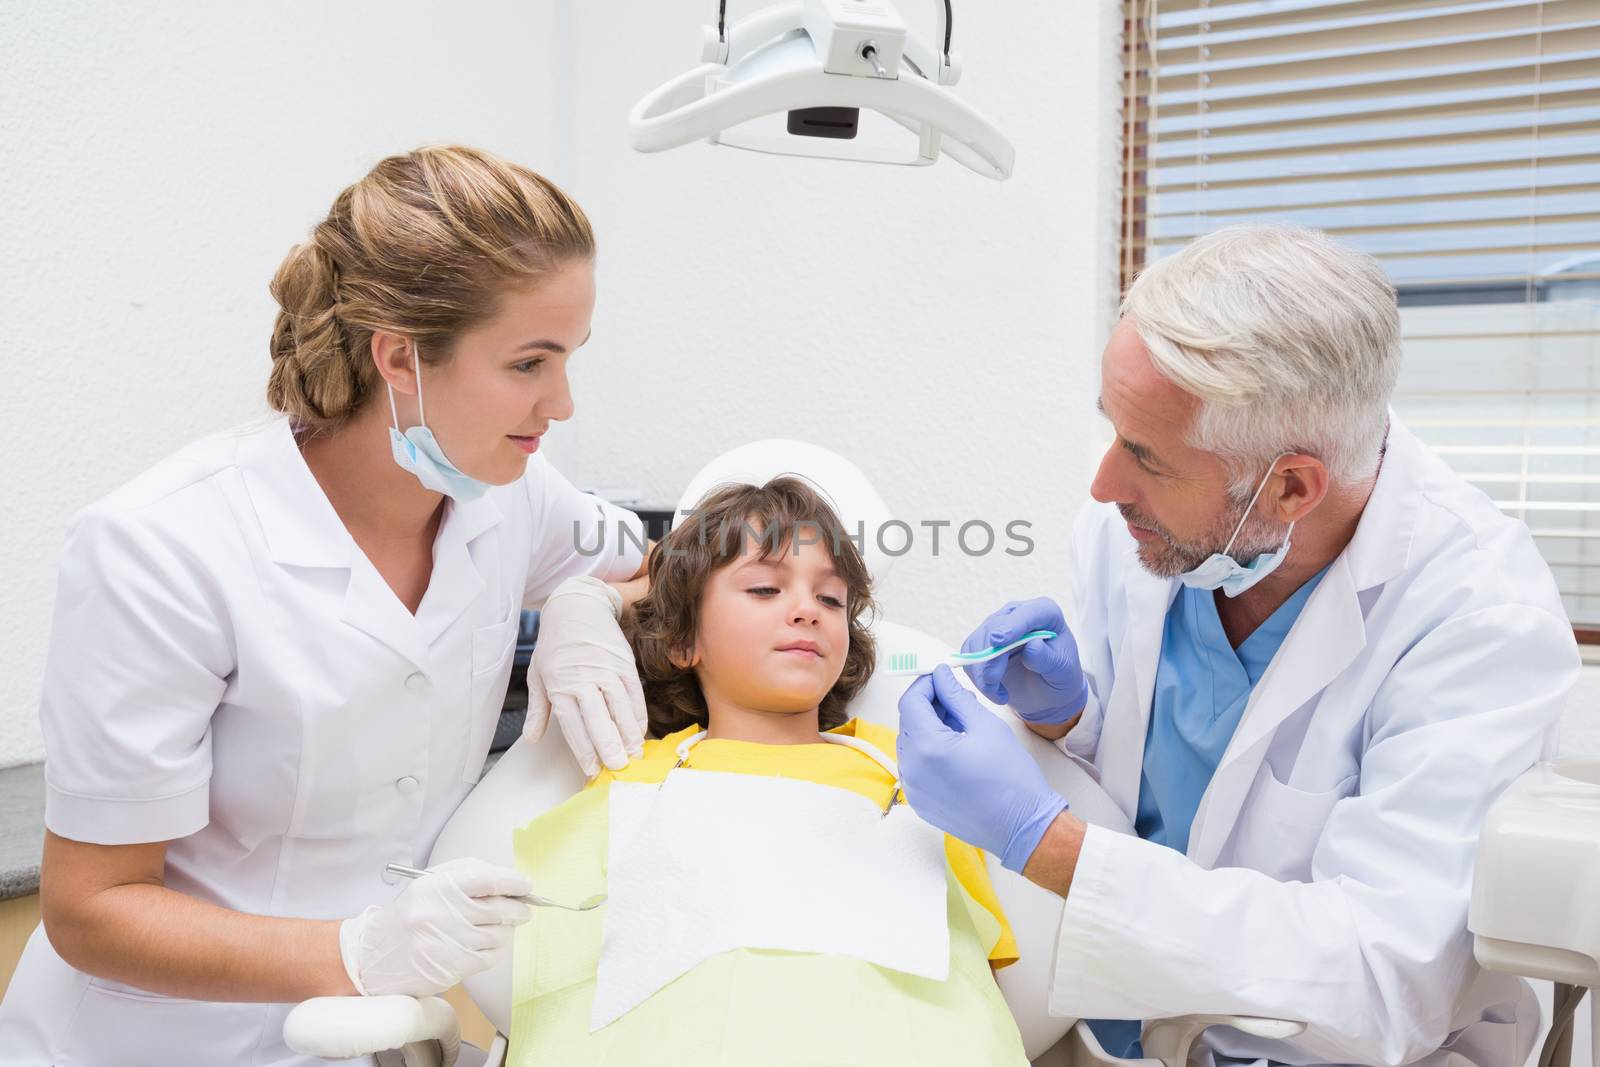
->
[1122,0,1600,626]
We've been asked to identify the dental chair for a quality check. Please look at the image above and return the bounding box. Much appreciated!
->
[285,441,1301,1067]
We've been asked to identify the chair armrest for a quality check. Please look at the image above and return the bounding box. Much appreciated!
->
[1141,1014,1305,1067]
[283,994,461,1065]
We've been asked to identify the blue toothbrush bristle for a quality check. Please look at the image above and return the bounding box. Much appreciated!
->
[888,653,918,671]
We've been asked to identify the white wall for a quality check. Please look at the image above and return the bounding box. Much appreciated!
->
[0,1,572,765]
[1,0,1123,767]
[546,0,1120,647]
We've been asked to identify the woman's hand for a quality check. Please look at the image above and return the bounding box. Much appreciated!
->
[339,858,532,997]
[525,574,649,776]
[42,839,533,1003]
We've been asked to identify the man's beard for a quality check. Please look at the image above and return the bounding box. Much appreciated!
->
[1118,495,1290,579]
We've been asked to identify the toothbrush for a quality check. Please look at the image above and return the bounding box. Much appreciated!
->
[882,630,1057,677]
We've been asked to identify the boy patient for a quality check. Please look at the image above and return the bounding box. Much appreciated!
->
[509,477,1028,1066]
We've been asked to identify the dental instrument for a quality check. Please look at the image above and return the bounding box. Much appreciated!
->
[629,0,1015,179]
[883,629,1057,676]
[384,863,606,912]
[962,601,1089,726]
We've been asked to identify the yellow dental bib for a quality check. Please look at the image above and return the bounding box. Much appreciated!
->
[507,722,1028,1066]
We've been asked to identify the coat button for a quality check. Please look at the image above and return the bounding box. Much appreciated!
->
[404,672,427,690]
[396,776,421,794]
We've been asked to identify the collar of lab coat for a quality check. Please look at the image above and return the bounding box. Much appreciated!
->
[241,417,503,569]
[1182,409,1422,864]
[1339,409,1421,593]
[240,418,506,666]
[1094,410,1422,861]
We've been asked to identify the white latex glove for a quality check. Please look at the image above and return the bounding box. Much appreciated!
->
[524,574,648,776]
[338,858,533,997]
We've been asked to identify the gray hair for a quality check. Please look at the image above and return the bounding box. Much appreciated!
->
[1121,223,1401,494]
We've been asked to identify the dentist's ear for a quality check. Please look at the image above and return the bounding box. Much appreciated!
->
[1270,453,1331,525]
[370,330,421,396]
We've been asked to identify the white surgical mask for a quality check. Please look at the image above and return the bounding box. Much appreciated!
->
[387,343,492,502]
[1179,455,1293,598]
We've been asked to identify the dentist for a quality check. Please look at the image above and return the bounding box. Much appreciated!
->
[897,225,1581,1067]
[0,146,651,1065]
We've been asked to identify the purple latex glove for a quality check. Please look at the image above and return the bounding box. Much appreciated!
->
[897,665,1069,872]
[961,598,1088,725]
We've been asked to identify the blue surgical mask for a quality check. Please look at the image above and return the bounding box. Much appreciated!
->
[387,344,493,502]
[1179,455,1293,598]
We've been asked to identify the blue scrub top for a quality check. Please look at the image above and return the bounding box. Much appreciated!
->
[1089,566,1328,1059]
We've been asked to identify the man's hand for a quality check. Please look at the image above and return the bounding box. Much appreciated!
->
[961,598,1089,726]
[896,665,1070,873]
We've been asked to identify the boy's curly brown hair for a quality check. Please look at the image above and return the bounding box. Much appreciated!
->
[624,476,878,737]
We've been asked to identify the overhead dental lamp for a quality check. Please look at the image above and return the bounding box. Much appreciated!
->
[628,0,1015,179]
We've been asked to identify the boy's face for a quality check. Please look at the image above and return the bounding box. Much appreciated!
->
[686,524,852,718]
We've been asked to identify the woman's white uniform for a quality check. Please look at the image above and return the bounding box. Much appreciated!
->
[0,417,644,1066]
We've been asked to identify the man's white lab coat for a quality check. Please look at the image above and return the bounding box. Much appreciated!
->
[1049,418,1580,1067]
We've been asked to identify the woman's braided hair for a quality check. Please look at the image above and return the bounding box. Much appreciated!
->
[267,145,594,433]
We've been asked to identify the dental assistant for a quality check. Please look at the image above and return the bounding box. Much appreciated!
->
[898,225,1581,1067]
[0,147,652,1066]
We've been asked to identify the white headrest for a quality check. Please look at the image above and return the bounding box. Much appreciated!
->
[673,439,898,583]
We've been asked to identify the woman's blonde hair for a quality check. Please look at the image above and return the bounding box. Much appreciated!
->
[267,145,594,433]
